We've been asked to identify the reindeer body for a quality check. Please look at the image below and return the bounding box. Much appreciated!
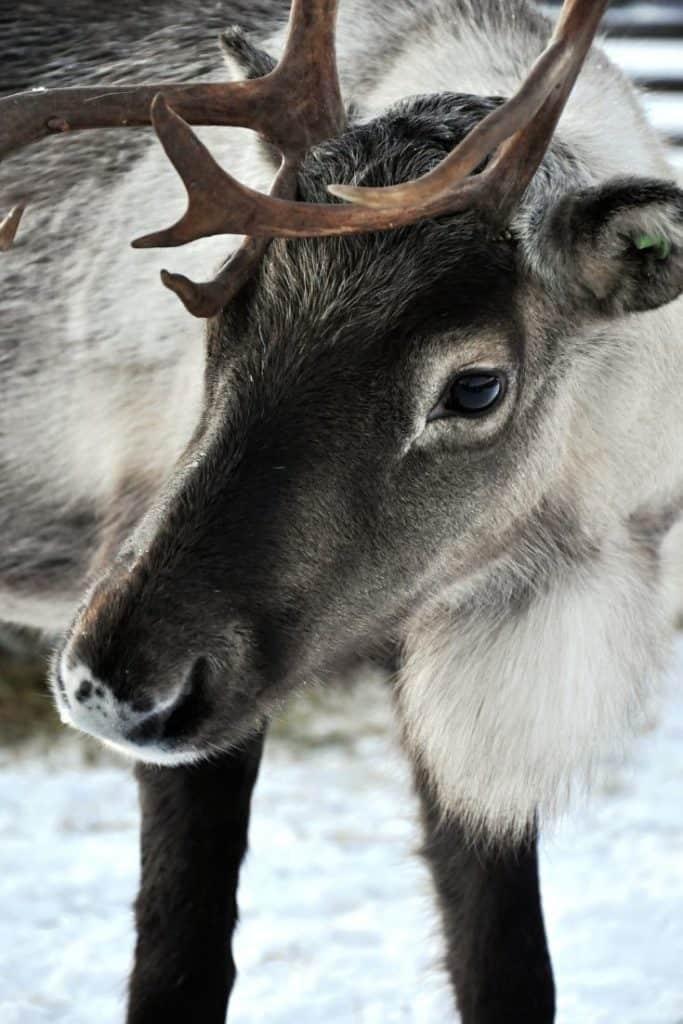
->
[2,2,683,1020]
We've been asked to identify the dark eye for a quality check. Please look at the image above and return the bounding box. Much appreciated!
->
[429,371,506,421]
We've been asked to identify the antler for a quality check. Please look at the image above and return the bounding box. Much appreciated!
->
[328,0,607,217]
[1,0,607,317]
[0,0,343,316]
[0,205,25,251]
[0,0,343,163]
[135,0,606,244]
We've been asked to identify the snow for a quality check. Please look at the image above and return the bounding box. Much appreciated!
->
[1,640,683,1024]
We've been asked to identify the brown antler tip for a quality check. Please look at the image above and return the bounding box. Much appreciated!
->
[0,204,26,251]
[327,183,391,209]
[132,233,158,249]
[150,91,172,124]
[131,91,235,250]
[132,226,175,250]
[160,268,224,318]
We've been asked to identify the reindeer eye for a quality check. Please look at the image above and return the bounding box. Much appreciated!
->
[429,371,506,421]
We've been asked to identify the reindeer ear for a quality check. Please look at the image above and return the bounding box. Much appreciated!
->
[220,28,281,173]
[527,177,683,317]
[220,27,277,81]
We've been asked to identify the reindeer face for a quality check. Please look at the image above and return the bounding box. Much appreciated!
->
[51,91,683,765]
[53,315,525,762]
[50,101,531,760]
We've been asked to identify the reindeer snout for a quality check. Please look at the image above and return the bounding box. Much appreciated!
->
[54,648,209,765]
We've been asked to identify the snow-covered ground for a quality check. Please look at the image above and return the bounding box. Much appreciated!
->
[1,638,682,1024]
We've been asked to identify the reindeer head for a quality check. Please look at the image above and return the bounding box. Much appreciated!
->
[3,1,682,783]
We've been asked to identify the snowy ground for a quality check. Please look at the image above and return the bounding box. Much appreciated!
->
[1,639,682,1024]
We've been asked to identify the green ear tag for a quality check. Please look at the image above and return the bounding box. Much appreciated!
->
[633,232,672,260]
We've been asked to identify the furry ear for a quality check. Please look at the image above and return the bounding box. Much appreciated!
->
[524,177,683,317]
[219,27,280,173]
[220,26,277,81]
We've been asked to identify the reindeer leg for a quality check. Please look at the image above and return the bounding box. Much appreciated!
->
[126,729,265,1024]
[413,766,555,1024]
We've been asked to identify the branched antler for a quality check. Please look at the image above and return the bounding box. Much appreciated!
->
[0,0,608,318]
[157,160,300,316]
[0,0,343,315]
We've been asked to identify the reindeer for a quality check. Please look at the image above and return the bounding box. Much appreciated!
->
[1,0,682,1021]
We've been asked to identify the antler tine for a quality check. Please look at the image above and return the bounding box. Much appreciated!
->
[133,91,339,250]
[158,161,300,318]
[132,0,344,249]
[0,0,343,247]
[0,83,266,164]
[271,0,345,150]
[160,243,269,319]
[127,0,344,309]
[470,0,609,221]
[0,2,342,164]
[328,0,608,218]
[131,95,255,249]
[326,38,577,211]
[0,205,25,251]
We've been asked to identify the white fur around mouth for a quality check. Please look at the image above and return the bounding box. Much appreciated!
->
[55,650,201,765]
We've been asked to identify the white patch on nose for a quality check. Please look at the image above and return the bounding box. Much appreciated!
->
[55,649,200,766]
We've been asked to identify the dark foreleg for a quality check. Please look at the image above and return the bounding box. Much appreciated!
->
[126,730,265,1024]
[414,768,555,1024]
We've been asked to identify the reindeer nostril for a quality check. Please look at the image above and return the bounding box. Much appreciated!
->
[75,679,93,703]
[130,695,155,714]
[126,711,166,744]
[161,656,210,739]
[187,656,209,694]
[124,657,210,747]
